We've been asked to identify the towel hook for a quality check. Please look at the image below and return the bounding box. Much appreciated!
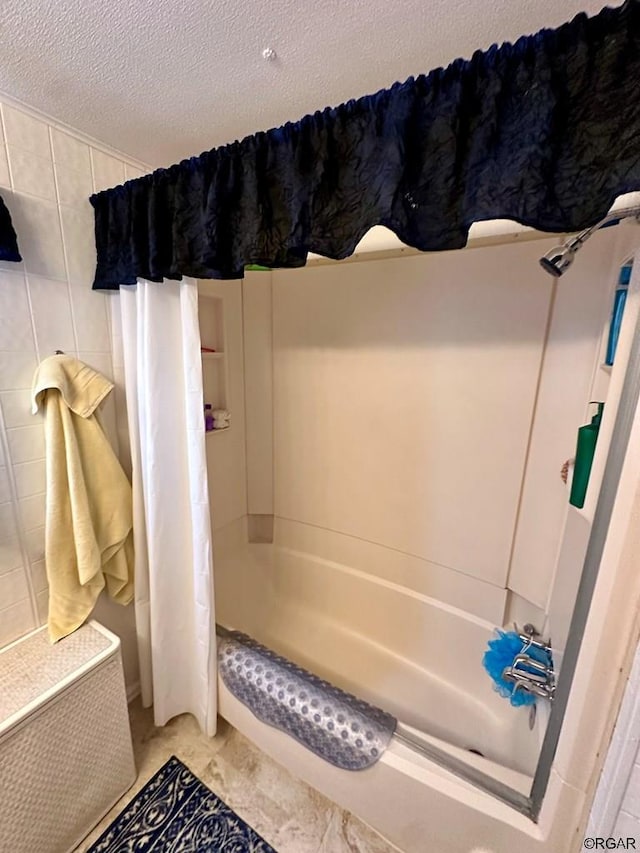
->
[55,350,64,355]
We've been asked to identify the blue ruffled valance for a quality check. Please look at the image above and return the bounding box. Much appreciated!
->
[91,0,640,289]
[0,194,21,263]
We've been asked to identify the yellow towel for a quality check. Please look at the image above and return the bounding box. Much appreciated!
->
[32,355,134,643]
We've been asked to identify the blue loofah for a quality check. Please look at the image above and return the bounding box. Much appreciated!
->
[482,630,552,707]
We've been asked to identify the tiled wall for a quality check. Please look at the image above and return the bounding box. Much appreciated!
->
[614,746,640,841]
[588,638,640,840]
[0,95,147,655]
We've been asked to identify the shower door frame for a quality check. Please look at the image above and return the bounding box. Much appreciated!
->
[529,256,640,820]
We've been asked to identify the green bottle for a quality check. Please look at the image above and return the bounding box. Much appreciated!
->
[569,402,605,509]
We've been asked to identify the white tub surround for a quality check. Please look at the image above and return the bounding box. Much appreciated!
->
[214,227,640,851]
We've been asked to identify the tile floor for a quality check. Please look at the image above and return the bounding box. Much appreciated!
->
[75,699,399,852]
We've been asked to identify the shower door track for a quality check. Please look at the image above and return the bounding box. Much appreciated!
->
[393,723,532,815]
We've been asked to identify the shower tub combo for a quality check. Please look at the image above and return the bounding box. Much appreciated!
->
[208,220,640,851]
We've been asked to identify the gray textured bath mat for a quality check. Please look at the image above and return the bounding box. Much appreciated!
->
[217,628,397,770]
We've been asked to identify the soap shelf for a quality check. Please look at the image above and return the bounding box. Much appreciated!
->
[198,288,229,421]
[205,427,230,436]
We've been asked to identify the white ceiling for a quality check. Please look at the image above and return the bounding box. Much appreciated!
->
[0,0,620,169]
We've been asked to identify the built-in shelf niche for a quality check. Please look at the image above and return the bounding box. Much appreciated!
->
[591,256,634,403]
[205,426,229,437]
[198,285,229,430]
[570,252,637,513]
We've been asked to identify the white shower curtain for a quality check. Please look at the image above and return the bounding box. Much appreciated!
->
[120,277,217,736]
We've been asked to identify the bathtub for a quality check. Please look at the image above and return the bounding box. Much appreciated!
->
[214,533,556,852]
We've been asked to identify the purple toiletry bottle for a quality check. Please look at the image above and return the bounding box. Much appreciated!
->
[204,404,214,432]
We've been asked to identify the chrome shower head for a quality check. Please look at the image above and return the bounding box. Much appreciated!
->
[539,205,640,278]
[539,245,576,277]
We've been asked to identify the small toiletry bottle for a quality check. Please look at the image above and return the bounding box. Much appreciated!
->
[204,404,214,432]
[605,263,633,366]
[569,402,604,509]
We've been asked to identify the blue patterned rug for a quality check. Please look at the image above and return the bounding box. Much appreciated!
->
[87,756,276,852]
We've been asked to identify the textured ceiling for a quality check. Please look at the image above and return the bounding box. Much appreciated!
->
[0,0,621,168]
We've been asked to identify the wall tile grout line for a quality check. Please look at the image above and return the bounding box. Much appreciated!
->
[23,273,41,364]
[0,399,38,628]
[50,124,80,356]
